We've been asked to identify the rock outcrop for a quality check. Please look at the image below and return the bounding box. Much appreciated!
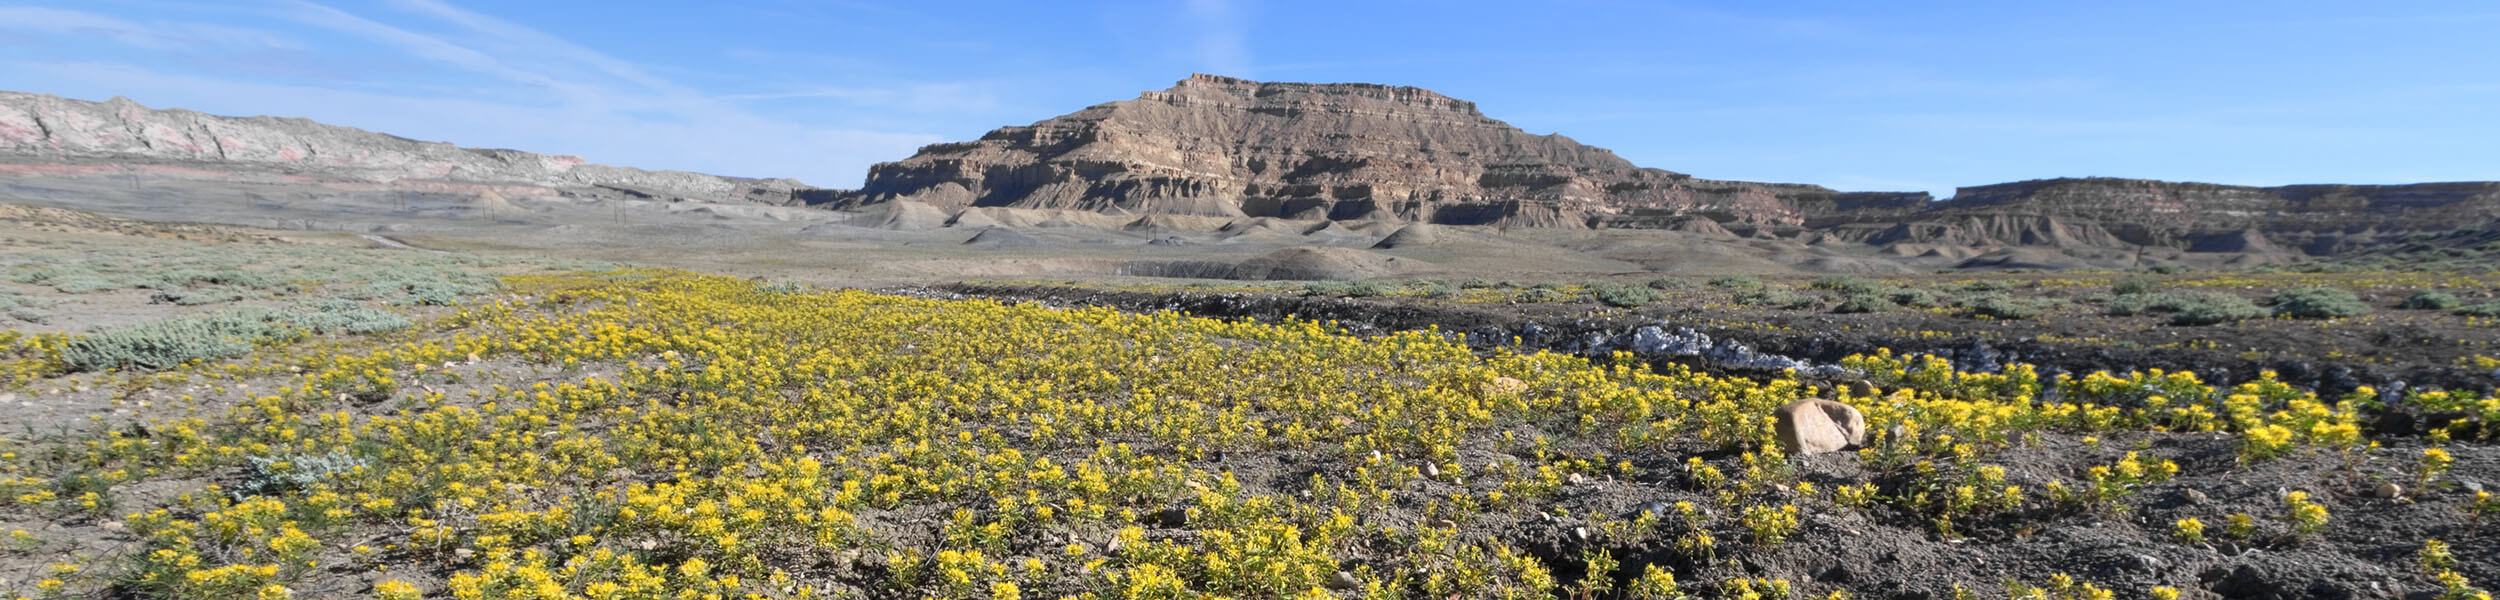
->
[822,74,1896,228]
[0,91,827,205]
[1773,398,1867,455]
[1860,178,2500,254]
[9,81,2499,263]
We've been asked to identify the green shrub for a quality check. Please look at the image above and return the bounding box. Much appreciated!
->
[1459,278,1496,289]
[1413,280,1459,298]
[284,299,412,335]
[2112,276,2160,296]
[2105,292,2179,316]
[1887,288,1943,308]
[1515,287,1570,303]
[1833,293,1898,314]
[151,288,246,306]
[7,307,46,324]
[1342,280,1396,297]
[1966,294,2044,320]
[2455,302,2500,318]
[1737,288,1820,310]
[2149,264,2191,274]
[1644,277,1691,290]
[2167,293,2269,326]
[239,452,370,496]
[1708,275,1762,290]
[46,274,125,294]
[0,293,45,311]
[1587,283,1660,308]
[60,300,413,372]
[61,308,290,371]
[1961,280,2012,292]
[2269,287,2371,319]
[2399,290,2461,310]
[1810,276,1884,295]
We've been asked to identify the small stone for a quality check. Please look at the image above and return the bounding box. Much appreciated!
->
[454,548,476,559]
[2133,554,2164,571]
[2377,482,2403,498]
[1886,424,1908,442]
[1326,571,1361,590]
[2462,480,2485,494]
[1629,500,1673,519]
[1774,398,1867,455]
[1146,507,1189,527]
[1482,377,1528,397]
[1571,526,1591,542]
[2181,489,2210,505]
[1847,380,1876,398]
[1429,518,1457,529]
[1423,462,1441,478]
[1566,473,1586,486]
[834,550,861,567]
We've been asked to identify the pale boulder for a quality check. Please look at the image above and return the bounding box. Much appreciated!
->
[1773,398,1867,455]
[1481,376,1527,397]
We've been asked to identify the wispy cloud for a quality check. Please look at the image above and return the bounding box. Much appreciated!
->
[1181,0,1253,78]
[0,5,296,50]
[1,1,954,186]
[718,82,1002,114]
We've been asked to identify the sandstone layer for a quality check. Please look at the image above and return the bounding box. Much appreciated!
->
[823,74,1920,229]
[0,91,825,205]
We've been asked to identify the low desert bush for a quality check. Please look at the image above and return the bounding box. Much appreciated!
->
[1833,293,1898,314]
[61,300,413,371]
[1887,288,1943,308]
[2168,293,2270,326]
[2400,290,2461,310]
[285,298,414,335]
[1409,280,1458,298]
[1966,294,2044,320]
[61,308,289,371]
[150,288,246,306]
[1708,275,1762,290]
[2270,287,2371,319]
[1737,288,1820,310]
[1810,276,1884,295]
[2112,276,2160,296]
[1514,287,1571,303]
[2454,302,2500,318]
[1587,282,1661,308]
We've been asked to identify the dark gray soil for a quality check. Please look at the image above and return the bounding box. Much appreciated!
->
[936,282,2500,599]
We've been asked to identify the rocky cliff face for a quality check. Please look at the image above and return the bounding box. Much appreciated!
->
[1860,178,2500,253]
[0,91,824,205]
[9,81,2496,260]
[825,74,1882,228]
[821,76,2500,255]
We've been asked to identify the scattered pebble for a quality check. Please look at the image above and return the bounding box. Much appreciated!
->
[2376,482,2403,498]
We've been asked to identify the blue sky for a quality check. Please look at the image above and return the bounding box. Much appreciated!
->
[2,1,2494,196]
